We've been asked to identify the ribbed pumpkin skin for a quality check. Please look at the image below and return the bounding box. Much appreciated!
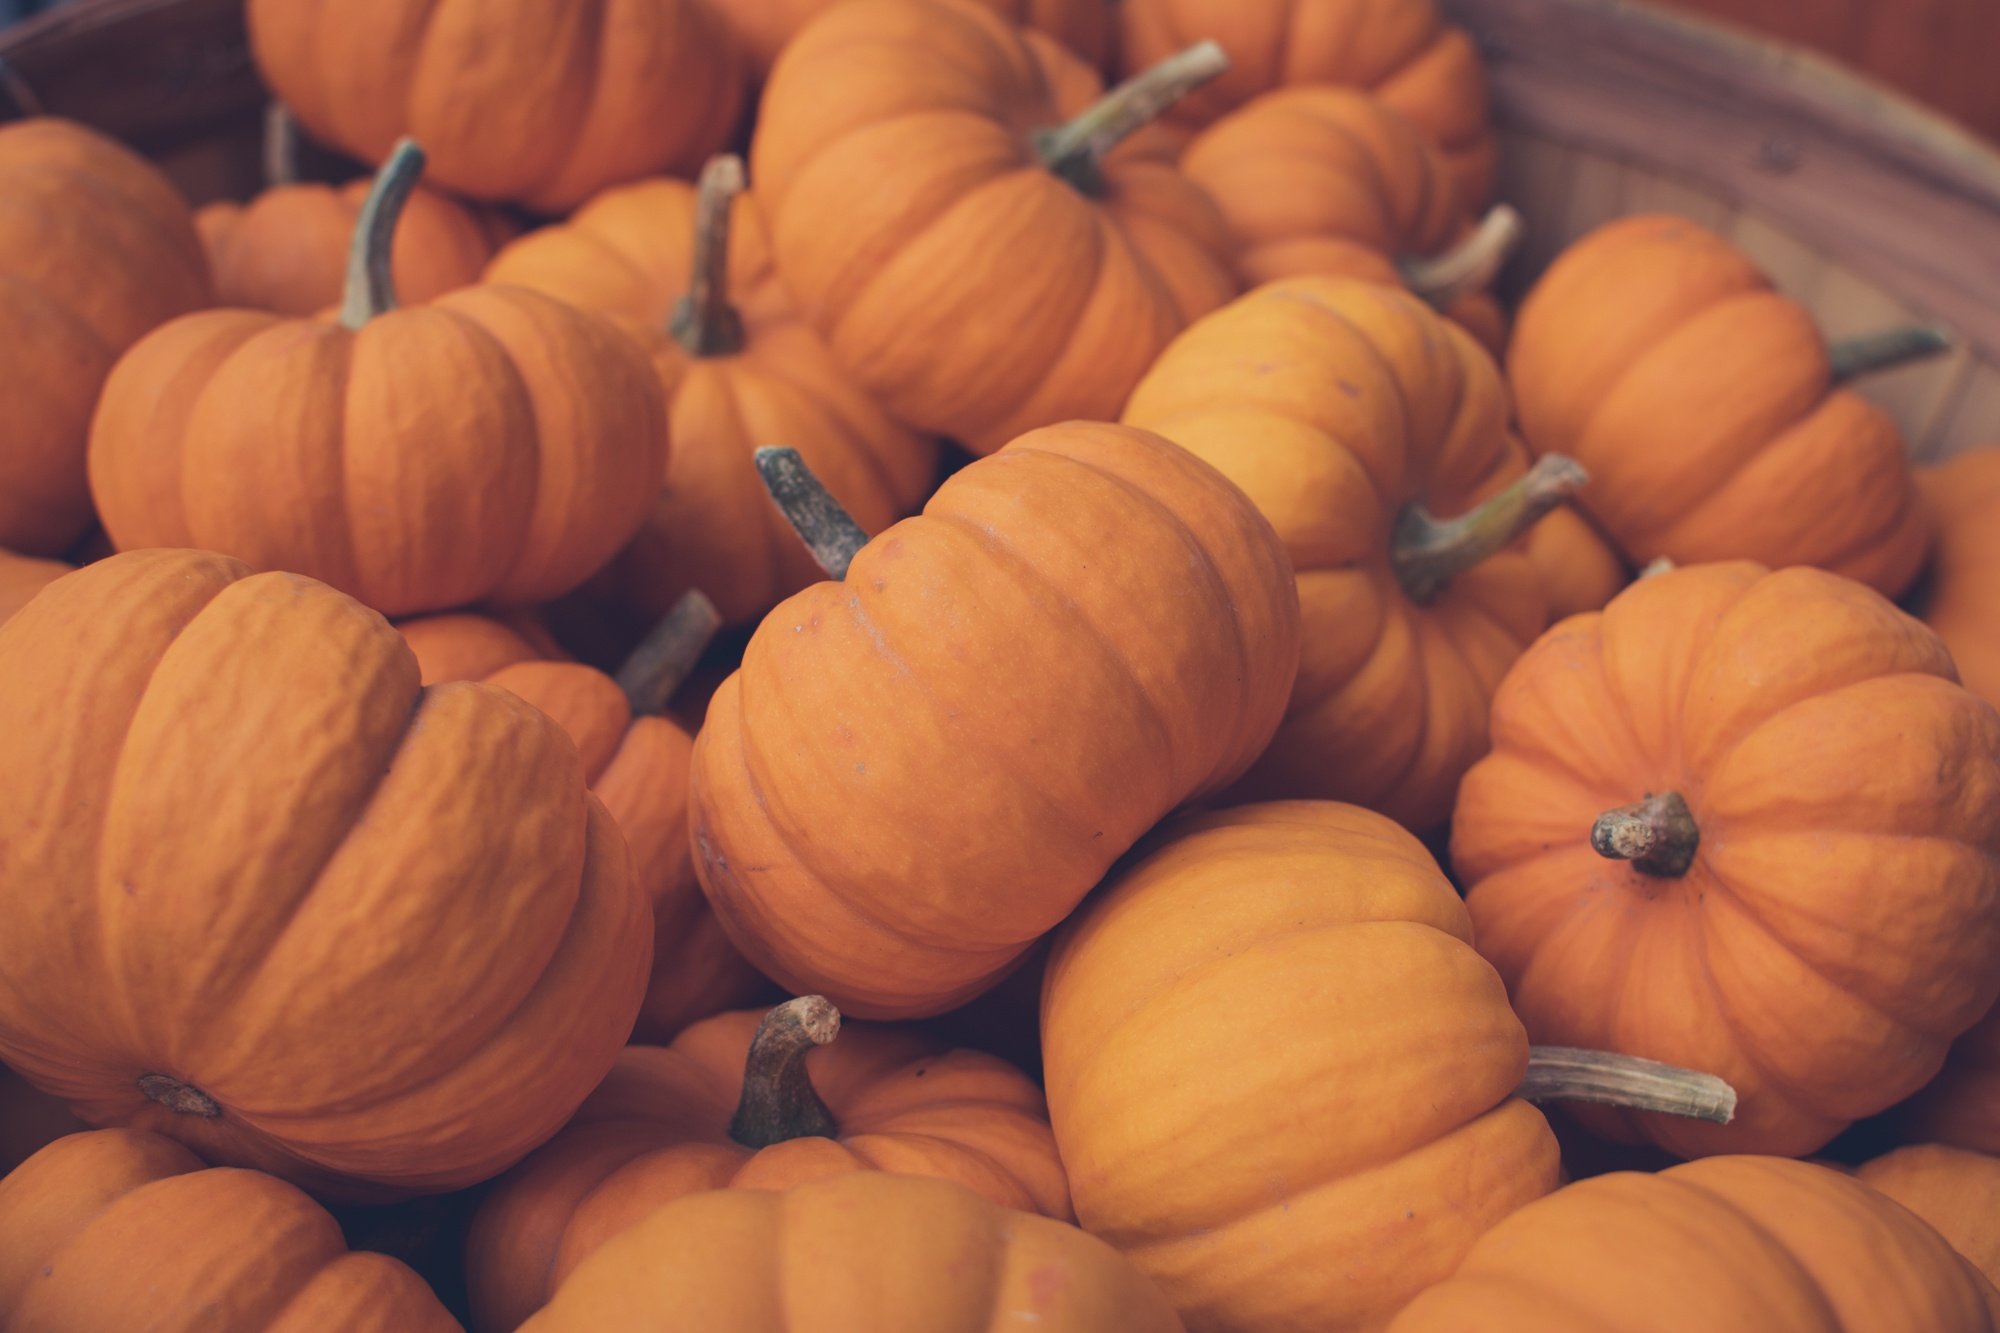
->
[1857,1144,2000,1287]
[466,1010,1069,1332]
[0,551,651,1201]
[1919,448,2000,708]
[516,1172,1185,1333]
[0,118,209,556]
[245,0,747,214]
[1904,1010,2000,1157]
[395,610,565,686]
[87,284,667,618]
[1389,1157,2000,1332]
[1122,278,1621,830]
[750,0,1238,453]
[0,1130,460,1331]
[1508,214,1932,594]
[1453,562,2000,1158]
[1041,801,1561,1333]
[722,0,1115,76]
[485,178,938,627]
[0,549,72,627]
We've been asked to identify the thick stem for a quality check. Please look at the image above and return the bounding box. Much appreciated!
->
[1827,326,1952,381]
[754,446,869,580]
[1392,454,1589,604]
[264,101,300,187]
[669,154,747,357]
[1592,790,1700,878]
[728,996,842,1149]
[1520,1046,1737,1124]
[1034,41,1228,195]
[1401,204,1525,309]
[137,1073,221,1118]
[614,590,722,717]
[338,138,426,331]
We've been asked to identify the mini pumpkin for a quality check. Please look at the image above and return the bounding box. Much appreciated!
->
[1857,1144,2000,1287]
[1508,214,1938,595]
[0,548,72,626]
[723,0,1115,76]
[0,550,651,1200]
[395,610,568,685]
[467,996,1069,1331]
[1903,1010,2000,1158]
[1917,447,2000,707]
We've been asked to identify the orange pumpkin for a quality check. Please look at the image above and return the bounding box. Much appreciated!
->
[486,156,938,627]
[1452,561,2000,1159]
[1389,1155,2000,1331]
[516,1172,1184,1333]
[722,0,1115,76]
[1508,214,1936,596]
[466,996,1069,1331]
[89,142,667,618]
[245,0,748,214]
[750,0,1238,453]
[1918,447,2000,708]
[1903,1010,2000,1158]
[0,548,72,626]
[395,610,568,685]
[0,550,651,1200]
[0,1129,460,1331]
[1857,1144,2000,1288]
[690,423,1301,1019]
[0,117,209,557]
[1122,277,1620,831]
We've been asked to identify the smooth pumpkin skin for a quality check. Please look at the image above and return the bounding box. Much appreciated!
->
[87,282,667,618]
[1389,1156,2000,1332]
[1904,1010,2000,1157]
[0,1129,460,1331]
[466,1008,1069,1332]
[0,551,651,1200]
[1041,801,1562,1333]
[722,0,1115,76]
[0,548,72,626]
[1918,448,2000,708]
[1857,1144,2000,1286]
[690,422,1301,1019]
[517,1171,1184,1333]
[1507,214,1932,595]
[750,0,1238,453]
[0,118,209,556]
[395,610,566,685]
[485,178,938,627]
[1452,561,2000,1158]
[1122,278,1622,831]
[245,0,747,214]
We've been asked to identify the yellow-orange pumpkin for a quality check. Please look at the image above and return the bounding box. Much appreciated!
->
[0,548,72,627]
[1857,1144,2000,1288]
[722,0,1116,76]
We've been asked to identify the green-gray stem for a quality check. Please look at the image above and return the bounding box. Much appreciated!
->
[1592,790,1700,878]
[339,138,426,331]
[1401,204,1524,310]
[614,590,722,717]
[1034,40,1228,196]
[264,101,300,188]
[1392,454,1589,604]
[728,996,842,1149]
[1827,326,1952,382]
[755,446,869,580]
[669,154,747,358]
[1520,1046,1737,1124]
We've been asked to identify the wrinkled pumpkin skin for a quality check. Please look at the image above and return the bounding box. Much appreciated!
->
[0,551,651,1201]
[1857,1144,2000,1287]
[691,422,1300,1020]
[0,1129,461,1331]
[1918,448,2000,709]
[1453,562,2000,1158]
[722,0,1115,76]
[1042,801,1563,1333]
[516,1172,1186,1333]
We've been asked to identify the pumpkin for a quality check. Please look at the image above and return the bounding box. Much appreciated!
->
[0,1129,461,1331]
[485,155,938,627]
[1390,1155,2000,1331]
[0,1064,82,1177]
[516,1171,1183,1333]
[750,0,1239,453]
[722,0,1116,77]
[0,549,651,1200]
[1121,277,1621,831]
[89,141,668,619]
[245,0,748,214]
[0,548,72,626]
[466,996,1069,1332]
[1917,447,2000,707]
[1507,214,1938,596]
[690,423,1301,1018]
[1451,561,2000,1159]
[1118,0,1497,205]
[1042,800,1734,1333]
[396,609,569,685]
[0,117,209,557]
[1903,1010,2000,1158]
[1857,1144,2000,1287]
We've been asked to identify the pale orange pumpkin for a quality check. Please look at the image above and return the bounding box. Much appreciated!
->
[1857,1144,2000,1288]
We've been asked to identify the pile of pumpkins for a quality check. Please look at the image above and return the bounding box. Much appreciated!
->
[3,0,1999,1328]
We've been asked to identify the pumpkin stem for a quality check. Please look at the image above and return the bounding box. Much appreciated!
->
[1827,326,1952,381]
[1400,204,1524,310]
[729,996,842,1149]
[137,1073,222,1119]
[1520,1046,1737,1124]
[669,154,748,358]
[338,138,426,331]
[1035,41,1228,196]
[1637,556,1677,580]
[263,101,301,188]
[1592,790,1700,877]
[754,446,869,580]
[1392,454,1589,604]
[614,589,722,717]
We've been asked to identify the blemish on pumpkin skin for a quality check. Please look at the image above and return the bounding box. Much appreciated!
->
[1026,1264,1068,1308]
[1336,380,1361,398]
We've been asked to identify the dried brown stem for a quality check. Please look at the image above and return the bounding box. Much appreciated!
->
[1592,790,1700,878]
[754,446,869,580]
[669,154,747,357]
[614,590,722,717]
[1036,41,1228,195]
[1393,454,1589,604]
[728,996,842,1149]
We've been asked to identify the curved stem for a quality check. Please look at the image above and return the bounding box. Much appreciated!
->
[338,138,426,331]
[614,590,722,717]
[1520,1046,1737,1125]
[669,154,747,357]
[1592,790,1700,878]
[264,101,300,188]
[754,446,869,580]
[137,1073,221,1118]
[1034,41,1227,195]
[1828,326,1952,381]
[728,996,842,1149]
[1393,454,1589,604]
[1401,204,1524,309]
